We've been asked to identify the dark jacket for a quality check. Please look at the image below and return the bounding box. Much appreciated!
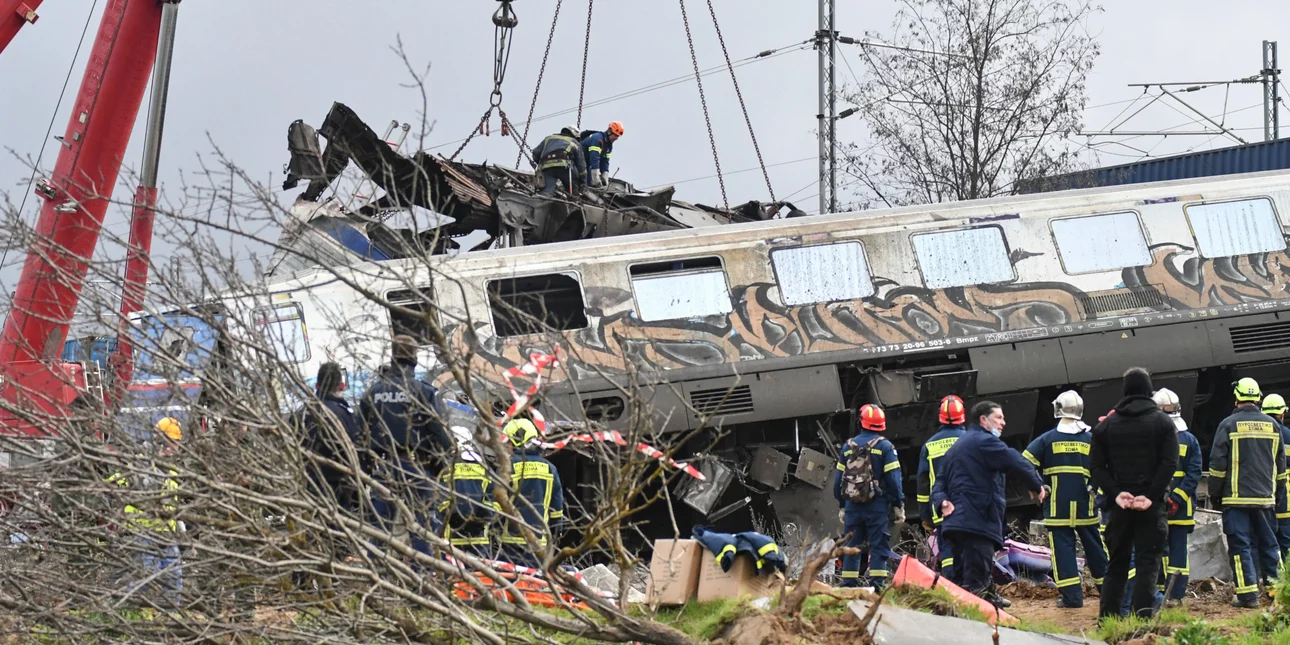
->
[298,393,363,494]
[930,426,1043,547]
[1169,428,1203,526]
[1089,395,1179,507]
[917,424,966,524]
[499,447,565,548]
[691,527,786,576]
[1277,421,1290,520]
[532,133,587,181]
[580,131,614,179]
[833,429,903,523]
[360,363,450,472]
[1208,405,1286,508]
[438,459,494,547]
[1024,423,1098,527]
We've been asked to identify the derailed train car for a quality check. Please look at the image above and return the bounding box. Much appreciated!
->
[216,169,1290,539]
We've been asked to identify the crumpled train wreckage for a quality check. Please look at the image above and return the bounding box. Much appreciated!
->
[271,102,805,276]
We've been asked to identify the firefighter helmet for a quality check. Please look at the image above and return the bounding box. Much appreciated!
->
[1052,390,1084,420]
[1153,388,1182,415]
[858,403,886,431]
[939,395,966,425]
[607,121,625,137]
[155,417,182,441]
[1263,393,1287,417]
[1234,377,1263,403]
[560,124,579,137]
[502,418,540,447]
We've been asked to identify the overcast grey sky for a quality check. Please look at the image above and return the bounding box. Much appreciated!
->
[2,0,1290,285]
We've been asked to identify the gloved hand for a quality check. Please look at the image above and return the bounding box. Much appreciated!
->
[589,169,602,187]
[889,505,905,524]
[1166,496,1180,517]
[838,509,846,526]
[600,172,610,187]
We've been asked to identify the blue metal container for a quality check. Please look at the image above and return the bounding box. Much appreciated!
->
[1017,139,1290,194]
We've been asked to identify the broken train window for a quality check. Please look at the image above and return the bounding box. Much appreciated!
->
[629,256,733,322]
[771,242,875,306]
[387,288,438,344]
[253,302,311,364]
[487,273,590,337]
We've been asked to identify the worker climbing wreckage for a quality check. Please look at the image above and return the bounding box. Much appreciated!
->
[581,121,624,188]
[532,124,587,195]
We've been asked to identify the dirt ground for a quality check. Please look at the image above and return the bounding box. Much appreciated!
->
[1003,579,1256,637]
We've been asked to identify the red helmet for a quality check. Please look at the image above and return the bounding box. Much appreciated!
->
[939,395,966,425]
[859,404,886,431]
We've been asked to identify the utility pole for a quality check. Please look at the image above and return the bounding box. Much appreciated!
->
[816,0,837,215]
[1264,40,1280,141]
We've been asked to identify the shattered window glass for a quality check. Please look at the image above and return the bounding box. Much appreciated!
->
[1185,197,1286,258]
[388,287,437,344]
[253,302,310,364]
[912,226,1014,289]
[771,242,875,306]
[1051,211,1151,274]
[630,257,732,322]
[488,273,590,337]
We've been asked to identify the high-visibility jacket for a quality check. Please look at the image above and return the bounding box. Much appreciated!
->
[498,448,564,547]
[1275,420,1290,520]
[1168,429,1203,526]
[917,424,966,524]
[580,131,614,179]
[1209,405,1287,508]
[735,531,786,576]
[692,525,738,571]
[1023,423,1098,527]
[438,460,494,547]
[106,464,180,532]
[532,133,587,180]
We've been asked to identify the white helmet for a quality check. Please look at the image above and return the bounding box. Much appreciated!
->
[1153,388,1181,416]
[1052,390,1084,420]
[451,425,483,462]
[560,124,580,138]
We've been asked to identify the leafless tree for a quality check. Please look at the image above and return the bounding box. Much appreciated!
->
[841,0,1101,207]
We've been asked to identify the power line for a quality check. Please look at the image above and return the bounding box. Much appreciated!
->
[643,156,816,189]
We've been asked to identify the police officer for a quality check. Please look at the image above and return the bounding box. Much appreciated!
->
[497,418,565,565]
[932,401,1044,606]
[1263,394,1290,561]
[531,125,587,195]
[438,427,494,558]
[298,362,363,512]
[1024,391,1108,609]
[833,403,903,588]
[1154,388,1202,606]
[918,395,968,579]
[360,335,451,555]
[1208,377,1286,608]
[581,121,624,188]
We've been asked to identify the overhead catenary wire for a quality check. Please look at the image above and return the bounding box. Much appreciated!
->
[643,156,815,189]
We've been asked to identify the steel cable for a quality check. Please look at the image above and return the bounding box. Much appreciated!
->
[677,0,727,209]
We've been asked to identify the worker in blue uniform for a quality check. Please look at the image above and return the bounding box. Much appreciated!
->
[438,428,493,558]
[497,418,565,566]
[1262,394,1290,562]
[932,400,1045,607]
[1024,391,1107,609]
[917,395,968,580]
[1153,388,1202,605]
[1209,377,1286,608]
[833,403,903,588]
[581,121,624,188]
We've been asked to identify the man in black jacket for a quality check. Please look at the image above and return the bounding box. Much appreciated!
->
[299,362,363,512]
[1090,367,1179,619]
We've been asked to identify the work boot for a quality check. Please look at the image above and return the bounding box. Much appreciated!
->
[1164,598,1184,608]
[1055,598,1082,609]
[1232,595,1260,609]
[981,590,1012,608]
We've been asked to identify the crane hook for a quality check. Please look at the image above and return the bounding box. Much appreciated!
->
[493,0,518,29]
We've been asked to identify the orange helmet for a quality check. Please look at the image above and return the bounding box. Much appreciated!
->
[607,121,625,137]
[858,404,886,432]
[939,395,966,425]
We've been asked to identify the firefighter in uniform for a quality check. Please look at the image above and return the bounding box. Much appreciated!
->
[497,418,565,565]
[438,428,493,557]
[1024,391,1108,609]
[1155,388,1202,605]
[917,395,968,580]
[1262,393,1290,561]
[532,125,587,195]
[1209,377,1287,608]
[833,403,903,588]
[581,121,624,188]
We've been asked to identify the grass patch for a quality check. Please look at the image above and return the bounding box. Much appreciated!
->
[647,598,749,640]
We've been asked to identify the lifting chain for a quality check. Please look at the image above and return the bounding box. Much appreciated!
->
[704,0,775,203]
[517,0,565,169]
[678,0,728,209]
[575,0,595,129]
[451,1,533,162]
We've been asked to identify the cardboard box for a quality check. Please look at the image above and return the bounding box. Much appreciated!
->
[697,552,779,602]
[646,539,703,605]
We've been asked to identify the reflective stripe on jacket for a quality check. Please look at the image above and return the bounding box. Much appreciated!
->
[930,426,1043,547]
[498,448,564,546]
[1209,405,1286,508]
[532,133,587,179]
[1169,430,1203,526]
[439,460,494,546]
[106,466,180,532]
[1023,425,1098,527]
[580,131,613,178]
[833,429,903,524]
[917,424,965,524]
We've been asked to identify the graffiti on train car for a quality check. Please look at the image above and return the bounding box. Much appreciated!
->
[435,241,1290,391]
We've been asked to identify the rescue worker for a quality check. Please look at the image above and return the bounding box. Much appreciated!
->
[833,403,903,588]
[361,334,451,556]
[497,418,565,565]
[1023,391,1107,609]
[107,418,184,606]
[1209,377,1286,608]
[1264,393,1290,561]
[932,401,1044,607]
[532,125,587,195]
[1091,367,1180,619]
[1155,388,1202,606]
[917,395,968,580]
[581,121,624,188]
[438,427,494,557]
[298,362,363,513]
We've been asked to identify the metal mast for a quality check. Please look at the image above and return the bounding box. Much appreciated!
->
[1264,40,1280,141]
[816,0,837,215]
